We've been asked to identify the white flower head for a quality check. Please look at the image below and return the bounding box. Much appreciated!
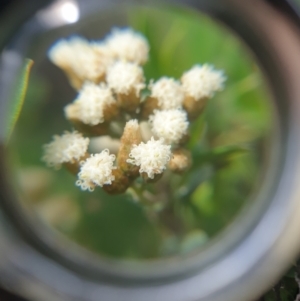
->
[181,64,226,99]
[106,61,145,96]
[127,137,171,179]
[76,149,116,191]
[149,109,189,144]
[75,42,113,82]
[42,131,89,169]
[106,28,149,65]
[48,36,113,83]
[66,82,116,125]
[48,37,87,69]
[149,77,184,109]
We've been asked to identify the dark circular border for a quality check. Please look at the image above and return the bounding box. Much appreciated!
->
[1,0,300,300]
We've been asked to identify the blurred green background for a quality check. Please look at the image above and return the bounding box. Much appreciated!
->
[8,4,273,260]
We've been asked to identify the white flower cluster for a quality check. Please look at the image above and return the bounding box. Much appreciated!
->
[48,37,113,83]
[42,131,89,169]
[44,27,227,194]
[50,29,150,125]
[127,137,171,179]
[181,64,226,100]
[76,149,116,191]
[48,28,149,88]
[65,82,116,125]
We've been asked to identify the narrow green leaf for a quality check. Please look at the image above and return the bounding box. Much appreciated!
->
[192,145,249,167]
[5,58,34,144]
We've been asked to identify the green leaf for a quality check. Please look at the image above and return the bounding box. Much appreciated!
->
[188,115,206,149]
[212,145,248,161]
[193,145,249,167]
[5,58,34,144]
[191,181,215,216]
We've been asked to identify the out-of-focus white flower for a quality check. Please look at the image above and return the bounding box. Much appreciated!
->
[181,64,226,99]
[149,77,184,109]
[127,137,171,179]
[106,61,145,96]
[65,82,116,125]
[64,102,80,121]
[76,42,113,82]
[42,131,89,169]
[48,37,113,83]
[48,37,87,69]
[76,149,116,191]
[168,149,191,173]
[106,28,149,65]
[149,109,189,144]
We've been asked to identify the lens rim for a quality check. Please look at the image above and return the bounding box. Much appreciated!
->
[1,0,300,301]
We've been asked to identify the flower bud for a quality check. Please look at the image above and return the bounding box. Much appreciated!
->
[103,168,131,194]
[140,97,159,119]
[117,120,142,177]
[141,172,163,183]
[181,64,226,120]
[168,148,192,174]
[63,152,89,175]
[106,61,145,113]
[65,114,110,137]
[183,95,208,120]
[116,89,141,113]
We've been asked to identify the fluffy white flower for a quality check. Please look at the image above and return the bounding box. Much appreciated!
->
[48,37,113,83]
[106,61,145,96]
[48,37,87,69]
[42,131,89,169]
[106,28,149,65]
[76,149,116,191]
[149,77,184,109]
[127,137,171,179]
[149,109,189,144]
[65,82,116,125]
[75,43,113,82]
[181,64,226,99]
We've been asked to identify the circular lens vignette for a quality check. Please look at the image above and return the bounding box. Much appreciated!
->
[6,4,274,261]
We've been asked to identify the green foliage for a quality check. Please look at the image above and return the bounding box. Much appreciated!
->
[5,59,33,143]
[73,192,160,258]
[259,262,300,301]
